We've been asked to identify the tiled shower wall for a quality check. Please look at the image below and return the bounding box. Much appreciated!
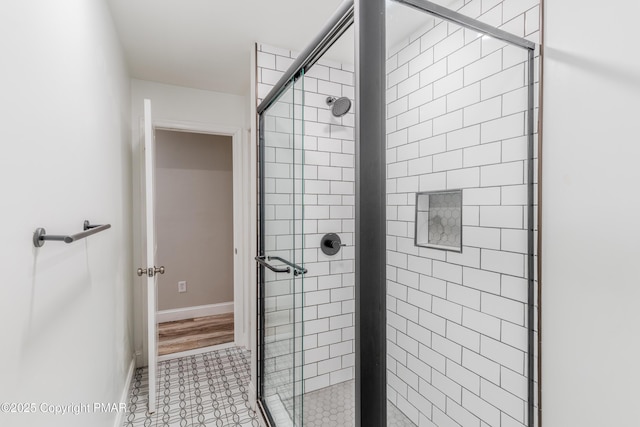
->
[385,1,539,426]
[258,43,356,396]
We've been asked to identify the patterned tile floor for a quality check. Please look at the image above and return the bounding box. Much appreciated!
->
[123,345,415,427]
[122,346,263,427]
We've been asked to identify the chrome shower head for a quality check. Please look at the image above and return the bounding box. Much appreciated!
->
[326,96,352,117]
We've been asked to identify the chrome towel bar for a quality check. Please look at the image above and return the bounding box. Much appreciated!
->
[33,220,111,247]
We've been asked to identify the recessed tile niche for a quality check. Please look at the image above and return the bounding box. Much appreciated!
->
[415,190,462,252]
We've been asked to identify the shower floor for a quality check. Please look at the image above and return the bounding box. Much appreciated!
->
[263,338,415,426]
[269,380,416,427]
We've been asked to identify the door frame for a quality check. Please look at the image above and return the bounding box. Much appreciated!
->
[137,118,250,367]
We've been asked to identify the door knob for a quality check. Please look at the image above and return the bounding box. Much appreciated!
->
[136,266,165,277]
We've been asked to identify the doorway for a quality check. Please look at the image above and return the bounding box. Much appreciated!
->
[154,129,236,357]
[133,99,251,414]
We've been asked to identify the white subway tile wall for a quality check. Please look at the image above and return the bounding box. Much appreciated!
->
[386,1,539,427]
[258,43,356,400]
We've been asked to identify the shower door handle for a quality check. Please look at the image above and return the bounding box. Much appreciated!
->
[267,256,307,276]
[255,256,290,274]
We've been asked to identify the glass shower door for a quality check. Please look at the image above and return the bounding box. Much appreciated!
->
[259,76,305,427]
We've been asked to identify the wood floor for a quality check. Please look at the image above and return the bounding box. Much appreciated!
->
[158,312,234,356]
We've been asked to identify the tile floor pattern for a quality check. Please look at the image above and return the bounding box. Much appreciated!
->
[122,347,262,427]
[279,380,416,427]
[123,345,414,427]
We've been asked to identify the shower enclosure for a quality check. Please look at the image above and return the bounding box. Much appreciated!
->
[256,0,539,426]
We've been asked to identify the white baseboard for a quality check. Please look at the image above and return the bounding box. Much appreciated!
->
[157,302,233,323]
[114,356,136,427]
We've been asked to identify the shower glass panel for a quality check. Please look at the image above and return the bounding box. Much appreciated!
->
[260,75,305,427]
[258,23,356,427]
[297,26,356,427]
[385,2,536,427]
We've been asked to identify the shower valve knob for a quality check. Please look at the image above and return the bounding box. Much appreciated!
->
[326,240,345,249]
[321,233,344,256]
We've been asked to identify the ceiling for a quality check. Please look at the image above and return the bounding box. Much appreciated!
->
[107,0,344,96]
[107,0,454,97]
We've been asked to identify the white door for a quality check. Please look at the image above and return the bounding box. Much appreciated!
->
[138,98,164,414]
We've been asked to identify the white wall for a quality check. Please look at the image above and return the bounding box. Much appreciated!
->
[542,1,640,425]
[130,79,248,365]
[131,79,248,128]
[0,1,133,426]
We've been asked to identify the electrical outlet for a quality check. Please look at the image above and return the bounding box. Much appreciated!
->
[178,281,187,293]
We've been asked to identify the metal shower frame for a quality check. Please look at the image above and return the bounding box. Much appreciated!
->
[256,0,537,425]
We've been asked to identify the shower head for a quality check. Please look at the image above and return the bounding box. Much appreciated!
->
[326,96,352,117]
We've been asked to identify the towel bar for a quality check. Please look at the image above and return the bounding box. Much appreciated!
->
[33,220,111,247]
